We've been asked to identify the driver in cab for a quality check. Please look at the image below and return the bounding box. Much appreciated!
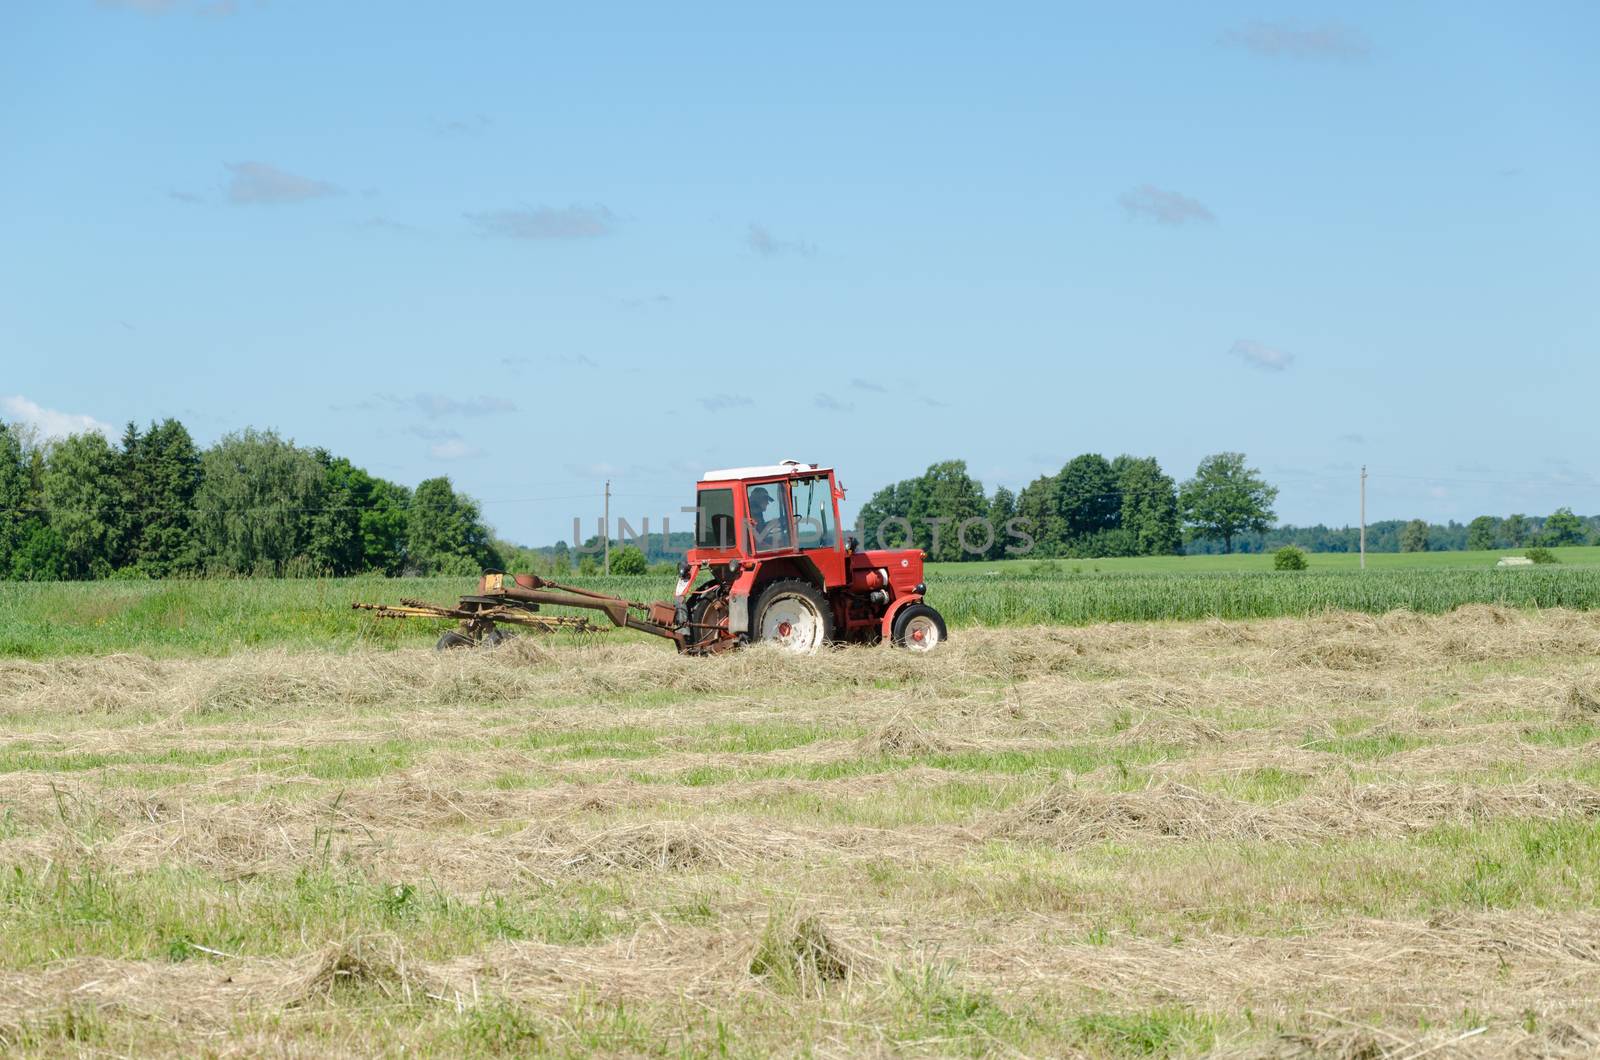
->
[749,486,790,550]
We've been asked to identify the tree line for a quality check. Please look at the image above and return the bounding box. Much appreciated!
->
[1186,509,1598,555]
[857,452,1278,559]
[0,418,501,580]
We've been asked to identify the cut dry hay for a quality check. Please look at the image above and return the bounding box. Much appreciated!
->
[865,714,953,755]
[11,606,1600,1053]
[1561,681,1600,722]
[996,777,1600,849]
[560,820,772,874]
[747,910,867,998]
[278,934,434,1006]
[997,781,1314,846]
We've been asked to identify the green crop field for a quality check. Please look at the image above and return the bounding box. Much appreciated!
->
[10,564,1600,658]
[928,544,1600,575]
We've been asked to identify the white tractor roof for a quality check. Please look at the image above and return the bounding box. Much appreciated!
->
[701,460,828,482]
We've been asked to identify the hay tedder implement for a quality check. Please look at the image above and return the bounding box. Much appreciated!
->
[355,460,947,655]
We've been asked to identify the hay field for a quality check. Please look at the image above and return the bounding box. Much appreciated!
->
[3,608,1600,1056]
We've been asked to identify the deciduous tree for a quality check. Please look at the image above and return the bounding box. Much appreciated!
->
[42,432,123,579]
[1540,507,1586,547]
[407,477,500,575]
[1465,515,1500,552]
[1179,453,1278,554]
[1400,518,1430,553]
[1115,455,1181,555]
[194,429,327,575]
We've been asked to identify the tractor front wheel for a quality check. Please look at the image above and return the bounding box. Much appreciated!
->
[891,603,947,652]
[752,580,834,654]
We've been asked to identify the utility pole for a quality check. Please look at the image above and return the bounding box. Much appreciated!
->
[1359,466,1367,571]
[603,480,611,575]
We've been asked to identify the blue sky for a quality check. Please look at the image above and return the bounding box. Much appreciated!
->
[2,1,1596,545]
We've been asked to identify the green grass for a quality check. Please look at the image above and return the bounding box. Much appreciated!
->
[10,560,1600,657]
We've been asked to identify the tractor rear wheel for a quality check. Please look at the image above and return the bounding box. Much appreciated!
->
[891,603,947,652]
[752,580,834,654]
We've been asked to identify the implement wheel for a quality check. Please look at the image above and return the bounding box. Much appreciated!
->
[752,580,834,654]
[436,629,475,650]
[686,594,735,653]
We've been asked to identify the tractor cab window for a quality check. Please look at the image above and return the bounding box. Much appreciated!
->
[746,483,791,552]
[695,488,736,549]
[790,476,834,549]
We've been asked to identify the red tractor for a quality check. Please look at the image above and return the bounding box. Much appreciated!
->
[355,460,948,654]
[674,460,947,653]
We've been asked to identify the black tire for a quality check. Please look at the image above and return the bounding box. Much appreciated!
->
[435,629,475,650]
[891,603,947,652]
[751,579,835,653]
[481,626,514,648]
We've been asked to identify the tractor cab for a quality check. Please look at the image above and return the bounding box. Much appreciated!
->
[677,460,944,653]
[688,460,845,574]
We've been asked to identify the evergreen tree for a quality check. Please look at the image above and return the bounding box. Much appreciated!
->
[1502,513,1531,548]
[133,419,202,575]
[113,421,143,569]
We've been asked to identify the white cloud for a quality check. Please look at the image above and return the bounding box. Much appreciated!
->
[813,393,854,413]
[225,162,340,205]
[429,438,481,461]
[699,393,752,412]
[1119,185,1215,226]
[1222,21,1371,62]
[747,223,816,257]
[96,0,178,12]
[1230,339,1295,371]
[1,395,117,441]
[98,0,239,13]
[466,205,616,240]
[390,393,517,418]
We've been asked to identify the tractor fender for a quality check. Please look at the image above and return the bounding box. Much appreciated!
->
[880,595,925,641]
[727,567,760,635]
